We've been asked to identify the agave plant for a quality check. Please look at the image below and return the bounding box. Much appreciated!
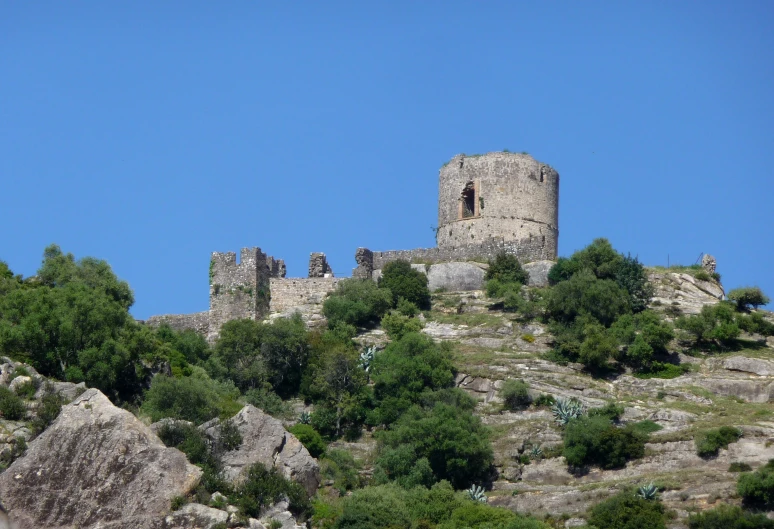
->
[359,345,377,373]
[529,445,543,459]
[637,483,658,500]
[466,484,488,503]
[551,398,585,426]
[299,411,312,424]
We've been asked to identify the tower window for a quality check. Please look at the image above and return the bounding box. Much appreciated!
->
[460,182,476,219]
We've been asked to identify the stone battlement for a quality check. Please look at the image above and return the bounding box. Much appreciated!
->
[146,151,560,338]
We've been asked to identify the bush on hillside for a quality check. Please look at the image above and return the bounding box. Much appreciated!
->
[485,253,529,285]
[675,303,740,347]
[563,416,646,470]
[696,426,742,458]
[546,270,631,327]
[587,490,666,529]
[688,504,774,529]
[500,379,531,410]
[141,373,241,424]
[736,311,774,336]
[378,260,431,310]
[0,387,26,421]
[322,279,393,329]
[728,286,770,311]
[370,333,456,425]
[375,402,494,489]
[737,459,774,507]
[233,462,311,519]
[289,424,326,458]
[381,310,424,340]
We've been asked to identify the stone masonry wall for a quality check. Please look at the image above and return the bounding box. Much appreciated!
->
[368,235,553,270]
[436,152,559,259]
[144,311,210,335]
[269,278,343,315]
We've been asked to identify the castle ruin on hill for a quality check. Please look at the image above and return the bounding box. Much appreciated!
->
[147,152,560,340]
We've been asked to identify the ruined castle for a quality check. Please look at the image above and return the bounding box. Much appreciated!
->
[147,152,560,340]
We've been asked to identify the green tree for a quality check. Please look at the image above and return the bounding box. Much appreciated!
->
[375,402,494,489]
[737,459,774,507]
[322,279,393,329]
[140,373,241,424]
[500,379,531,410]
[546,269,631,326]
[728,286,770,312]
[378,260,431,310]
[563,416,646,469]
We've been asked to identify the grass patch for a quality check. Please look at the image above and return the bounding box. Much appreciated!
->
[630,420,663,435]
[634,362,693,379]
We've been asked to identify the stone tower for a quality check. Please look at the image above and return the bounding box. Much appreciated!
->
[437,152,559,259]
[208,247,271,341]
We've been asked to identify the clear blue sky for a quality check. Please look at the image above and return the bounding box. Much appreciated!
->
[1,2,772,319]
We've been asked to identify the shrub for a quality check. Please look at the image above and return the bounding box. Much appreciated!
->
[219,419,243,452]
[500,379,531,410]
[320,449,362,493]
[695,426,742,458]
[289,424,326,458]
[728,462,752,472]
[737,459,774,507]
[381,311,424,341]
[0,387,26,420]
[140,374,240,424]
[322,279,393,329]
[587,490,666,529]
[546,270,631,327]
[533,394,555,407]
[378,260,431,310]
[244,387,294,419]
[371,333,456,424]
[157,421,213,466]
[31,387,64,434]
[631,420,663,435]
[676,303,740,347]
[232,462,311,519]
[736,312,774,336]
[375,402,494,489]
[728,286,770,311]
[588,401,624,422]
[688,504,774,529]
[170,495,187,510]
[13,379,38,399]
[485,253,529,285]
[563,416,646,469]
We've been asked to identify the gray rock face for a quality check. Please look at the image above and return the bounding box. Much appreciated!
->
[201,405,320,496]
[0,389,202,529]
[723,356,774,376]
[161,503,228,529]
[427,262,486,292]
[648,271,724,315]
[523,260,555,287]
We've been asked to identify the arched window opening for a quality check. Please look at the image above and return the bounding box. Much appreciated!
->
[461,182,476,219]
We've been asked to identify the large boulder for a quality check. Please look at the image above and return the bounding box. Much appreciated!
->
[0,389,201,529]
[201,405,320,496]
[426,262,486,292]
[523,260,555,287]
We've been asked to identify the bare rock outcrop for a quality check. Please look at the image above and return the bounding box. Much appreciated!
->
[648,271,724,315]
[0,388,201,529]
[201,405,320,496]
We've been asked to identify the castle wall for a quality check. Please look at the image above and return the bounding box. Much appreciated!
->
[368,235,553,270]
[269,277,343,314]
[144,312,210,335]
[436,152,558,259]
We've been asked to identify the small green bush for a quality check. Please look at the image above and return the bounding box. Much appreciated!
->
[320,449,362,494]
[485,253,529,285]
[232,463,311,519]
[631,420,663,435]
[728,462,752,472]
[170,495,187,511]
[31,388,64,434]
[728,286,770,311]
[696,426,742,458]
[289,424,326,458]
[533,394,555,407]
[500,379,531,410]
[378,260,431,310]
[219,419,243,451]
[676,303,740,347]
[13,379,38,399]
[140,374,241,424]
[244,387,294,419]
[736,312,774,336]
[0,387,26,420]
[381,311,424,340]
[737,459,774,507]
[157,421,212,466]
[688,504,774,529]
[588,401,624,422]
[587,490,666,529]
[563,416,646,470]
